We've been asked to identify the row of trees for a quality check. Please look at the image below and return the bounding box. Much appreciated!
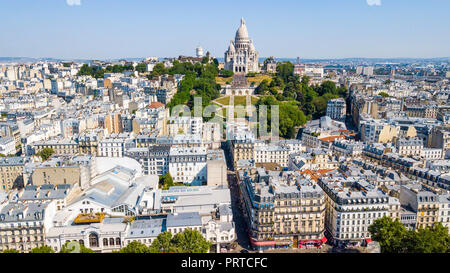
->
[78,64,142,79]
[2,229,211,254]
[119,229,211,253]
[2,242,94,253]
[369,216,450,253]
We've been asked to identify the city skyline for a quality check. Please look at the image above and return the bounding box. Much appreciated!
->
[1,0,449,60]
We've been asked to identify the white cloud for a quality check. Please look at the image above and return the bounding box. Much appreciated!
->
[366,0,381,6]
[66,0,81,6]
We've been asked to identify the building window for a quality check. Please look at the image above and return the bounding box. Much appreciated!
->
[89,233,99,248]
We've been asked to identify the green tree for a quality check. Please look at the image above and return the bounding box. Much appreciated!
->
[119,241,151,253]
[276,61,294,84]
[220,69,234,77]
[160,173,174,190]
[255,79,270,95]
[368,216,406,253]
[30,245,55,253]
[2,249,20,253]
[378,92,390,98]
[149,231,178,253]
[402,223,449,253]
[171,228,212,253]
[317,81,337,96]
[37,148,55,161]
[59,241,94,253]
[151,63,168,77]
[369,217,450,253]
[135,63,147,74]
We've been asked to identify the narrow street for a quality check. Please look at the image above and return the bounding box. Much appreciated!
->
[221,141,252,253]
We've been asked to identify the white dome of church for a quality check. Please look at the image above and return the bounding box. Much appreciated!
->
[235,18,249,40]
[224,18,259,74]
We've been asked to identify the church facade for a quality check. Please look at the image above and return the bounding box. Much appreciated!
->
[224,18,260,74]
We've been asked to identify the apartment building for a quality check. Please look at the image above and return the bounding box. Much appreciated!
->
[0,201,56,252]
[33,139,79,156]
[399,184,439,229]
[0,157,27,190]
[318,175,390,246]
[168,147,207,185]
[254,144,290,167]
[239,168,326,250]
[98,133,135,158]
[326,98,346,121]
[395,137,423,157]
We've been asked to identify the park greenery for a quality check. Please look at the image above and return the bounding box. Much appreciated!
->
[166,58,221,110]
[252,61,348,138]
[256,96,307,139]
[81,59,348,140]
[219,69,234,77]
[255,61,348,120]
[119,229,212,253]
[368,216,450,253]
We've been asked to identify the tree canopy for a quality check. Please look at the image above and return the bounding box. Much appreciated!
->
[254,63,348,121]
[159,173,174,190]
[369,216,450,253]
[30,245,55,253]
[118,229,211,253]
[59,241,94,253]
[119,241,152,253]
[256,96,307,139]
[37,148,55,161]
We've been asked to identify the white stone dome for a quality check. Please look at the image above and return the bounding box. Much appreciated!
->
[235,18,249,40]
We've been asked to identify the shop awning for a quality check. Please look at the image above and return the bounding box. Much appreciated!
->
[250,237,275,246]
[321,236,328,243]
[365,238,372,243]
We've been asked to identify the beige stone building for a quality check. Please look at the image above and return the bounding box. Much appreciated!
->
[399,184,440,229]
[206,150,227,187]
[0,157,27,190]
[0,201,56,252]
[33,139,79,155]
[231,140,254,168]
[239,168,326,250]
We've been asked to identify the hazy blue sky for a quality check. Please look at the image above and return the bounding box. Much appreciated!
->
[1,0,449,59]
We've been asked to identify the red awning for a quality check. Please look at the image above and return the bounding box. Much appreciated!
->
[249,237,275,247]
[365,238,372,243]
[321,236,328,243]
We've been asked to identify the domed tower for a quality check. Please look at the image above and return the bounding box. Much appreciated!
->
[196,45,204,58]
[224,17,259,74]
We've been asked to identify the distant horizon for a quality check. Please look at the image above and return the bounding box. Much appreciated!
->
[1,56,449,63]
